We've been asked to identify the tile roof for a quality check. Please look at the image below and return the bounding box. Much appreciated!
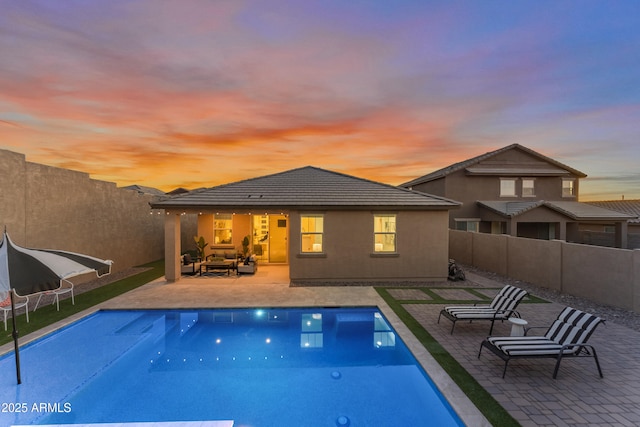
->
[401,144,587,187]
[477,201,544,217]
[545,201,634,220]
[151,166,461,211]
[477,200,635,220]
[586,200,640,223]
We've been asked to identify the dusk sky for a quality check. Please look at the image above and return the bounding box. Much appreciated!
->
[1,1,639,200]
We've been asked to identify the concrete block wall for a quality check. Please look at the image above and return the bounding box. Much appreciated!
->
[508,237,562,291]
[635,250,640,314]
[1,149,166,276]
[450,229,640,313]
[561,242,634,310]
[472,232,508,276]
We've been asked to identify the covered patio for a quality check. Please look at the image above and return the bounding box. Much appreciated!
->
[151,166,460,284]
[477,200,634,248]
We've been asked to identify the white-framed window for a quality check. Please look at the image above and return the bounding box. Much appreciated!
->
[213,214,233,244]
[522,178,536,197]
[562,178,576,197]
[301,214,324,252]
[374,214,396,252]
[455,219,479,232]
[500,178,517,197]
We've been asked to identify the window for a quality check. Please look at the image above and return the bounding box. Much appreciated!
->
[562,179,576,197]
[522,178,535,197]
[455,219,479,232]
[301,215,324,252]
[300,313,323,348]
[213,214,233,244]
[500,178,517,197]
[374,214,396,252]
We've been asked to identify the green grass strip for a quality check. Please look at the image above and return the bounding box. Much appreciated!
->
[376,287,521,427]
[1,259,165,347]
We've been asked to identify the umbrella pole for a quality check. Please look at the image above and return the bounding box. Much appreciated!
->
[10,292,22,384]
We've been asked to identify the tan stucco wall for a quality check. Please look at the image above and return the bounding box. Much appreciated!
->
[561,243,634,309]
[290,210,450,283]
[508,237,562,289]
[1,149,165,276]
[189,213,252,259]
[450,229,640,313]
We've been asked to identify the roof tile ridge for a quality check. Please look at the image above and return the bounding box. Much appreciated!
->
[400,144,520,187]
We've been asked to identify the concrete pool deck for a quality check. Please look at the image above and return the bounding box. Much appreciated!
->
[6,265,640,426]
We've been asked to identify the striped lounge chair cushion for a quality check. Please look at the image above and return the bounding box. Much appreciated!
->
[444,285,528,319]
[486,307,603,357]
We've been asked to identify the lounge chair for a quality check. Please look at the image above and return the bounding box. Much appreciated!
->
[0,290,29,330]
[478,306,604,379]
[438,285,528,334]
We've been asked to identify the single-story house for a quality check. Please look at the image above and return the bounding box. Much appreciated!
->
[150,166,461,284]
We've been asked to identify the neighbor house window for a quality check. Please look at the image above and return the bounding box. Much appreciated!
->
[500,178,517,197]
[301,215,324,252]
[522,178,535,197]
[455,219,479,232]
[213,214,233,244]
[374,214,396,252]
[562,179,576,197]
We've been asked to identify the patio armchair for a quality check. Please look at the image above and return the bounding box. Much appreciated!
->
[34,279,75,311]
[237,255,258,274]
[181,253,202,276]
[478,306,604,378]
[1,290,29,330]
[438,285,528,334]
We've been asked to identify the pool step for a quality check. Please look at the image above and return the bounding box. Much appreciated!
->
[13,421,234,427]
[115,313,164,335]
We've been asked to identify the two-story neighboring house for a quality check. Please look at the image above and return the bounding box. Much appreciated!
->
[401,144,633,248]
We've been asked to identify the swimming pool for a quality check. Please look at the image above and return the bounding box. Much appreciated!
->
[0,307,463,426]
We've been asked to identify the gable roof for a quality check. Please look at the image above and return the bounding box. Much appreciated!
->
[477,200,635,221]
[587,200,640,224]
[401,144,587,187]
[150,166,461,211]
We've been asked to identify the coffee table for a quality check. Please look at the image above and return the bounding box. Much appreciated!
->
[200,259,236,276]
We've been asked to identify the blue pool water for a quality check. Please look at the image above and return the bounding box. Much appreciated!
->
[0,308,463,426]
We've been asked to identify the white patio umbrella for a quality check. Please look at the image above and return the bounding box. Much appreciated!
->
[0,230,113,384]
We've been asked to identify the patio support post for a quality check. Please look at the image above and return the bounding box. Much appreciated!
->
[165,213,181,282]
[506,218,517,236]
[615,221,628,249]
[558,221,567,241]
